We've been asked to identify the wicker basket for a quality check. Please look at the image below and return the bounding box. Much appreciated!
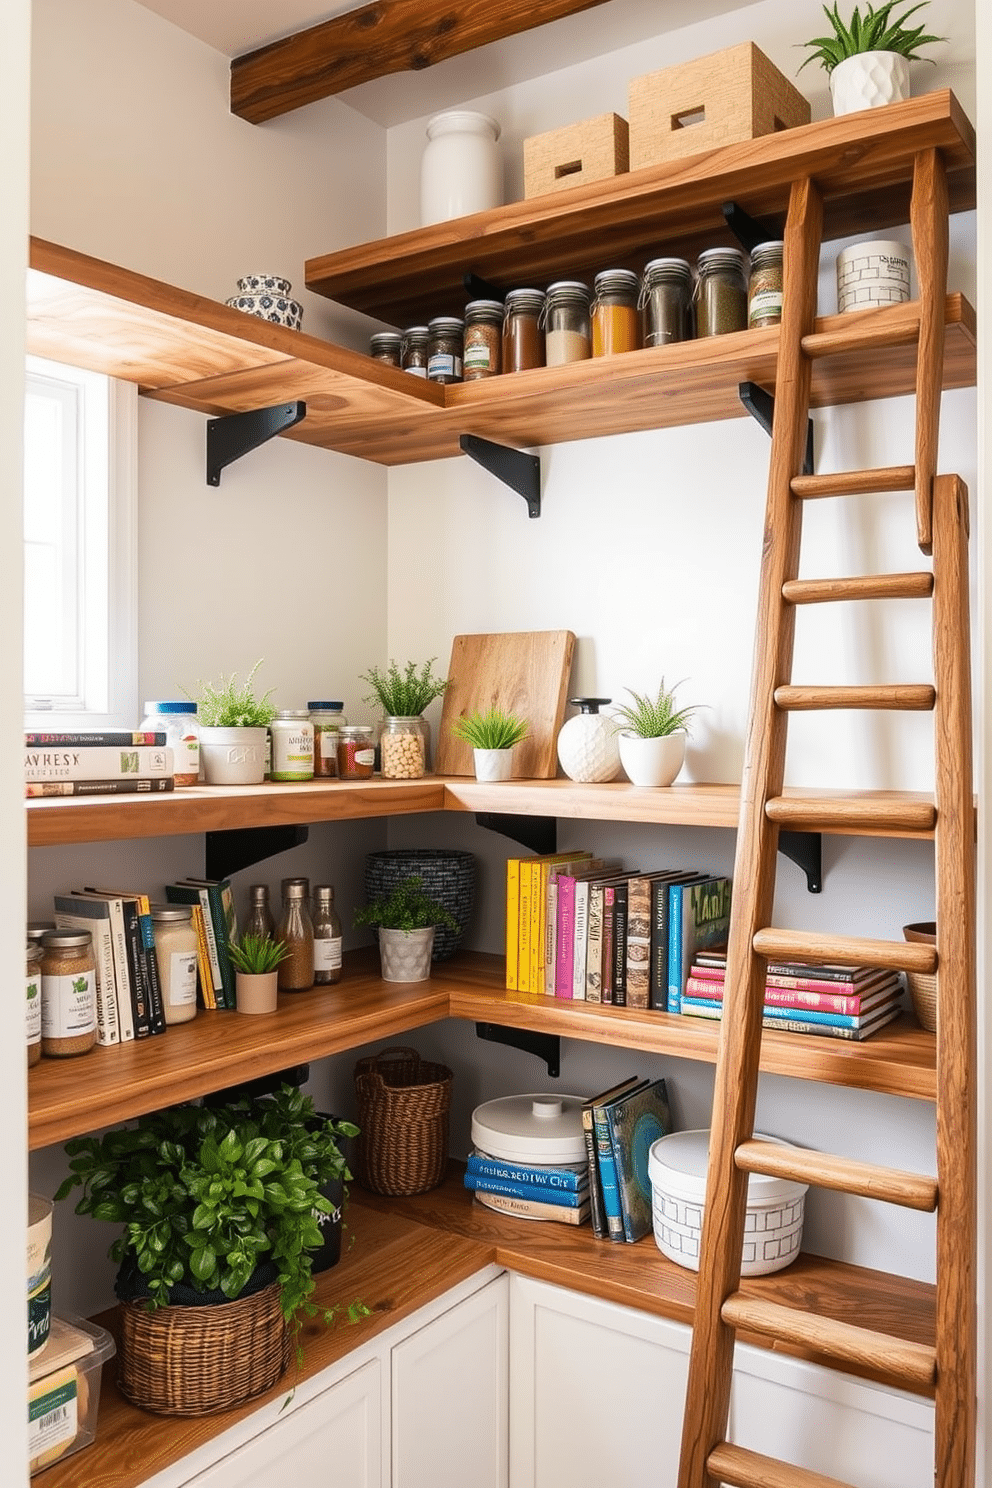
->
[118,1281,289,1415]
[364,849,476,961]
[354,1046,453,1196]
[903,921,937,1032]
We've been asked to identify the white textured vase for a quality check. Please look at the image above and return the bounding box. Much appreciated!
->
[378,926,435,983]
[556,699,621,784]
[473,747,514,782]
[829,52,910,115]
[420,111,502,226]
[618,730,687,788]
[199,726,268,785]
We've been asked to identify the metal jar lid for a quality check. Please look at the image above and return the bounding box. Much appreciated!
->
[471,1093,587,1164]
[369,331,402,352]
[465,299,505,323]
[428,316,464,333]
[274,709,310,719]
[308,701,344,711]
[749,241,784,270]
[697,246,748,276]
[592,268,640,299]
[642,257,692,285]
[503,288,546,316]
[40,930,92,950]
[150,903,193,923]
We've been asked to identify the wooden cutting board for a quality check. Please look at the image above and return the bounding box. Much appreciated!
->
[435,630,575,778]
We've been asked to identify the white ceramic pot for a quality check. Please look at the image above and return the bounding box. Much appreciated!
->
[473,747,514,782]
[420,110,502,226]
[618,730,687,788]
[829,51,910,115]
[836,239,911,313]
[378,926,435,983]
[235,971,279,1015]
[199,726,268,785]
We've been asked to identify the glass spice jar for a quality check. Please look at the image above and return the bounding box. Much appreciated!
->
[276,879,315,992]
[26,941,42,1068]
[312,884,343,985]
[542,281,591,366]
[309,700,347,778]
[150,903,198,1025]
[369,331,403,366]
[402,325,430,377]
[590,269,641,356]
[380,715,429,779]
[244,883,275,941]
[463,299,504,380]
[337,725,376,779]
[748,240,784,328]
[640,257,694,346]
[695,247,749,337]
[502,289,546,373]
[427,317,464,384]
[40,929,97,1057]
[270,710,315,781]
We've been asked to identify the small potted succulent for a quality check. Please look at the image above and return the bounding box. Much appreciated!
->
[359,658,448,779]
[449,706,529,781]
[186,659,278,785]
[354,874,460,983]
[228,932,290,1014]
[797,1,945,115]
[612,679,699,788]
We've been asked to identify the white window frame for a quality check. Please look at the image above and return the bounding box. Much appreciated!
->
[23,355,137,730]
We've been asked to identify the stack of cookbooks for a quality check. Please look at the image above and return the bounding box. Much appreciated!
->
[463,1149,591,1226]
[25,730,174,798]
[682,950,905,1040]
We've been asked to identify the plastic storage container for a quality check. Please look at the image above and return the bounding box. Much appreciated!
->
[648,1129,807,1276]
[471,1093,587,1165]
[139,701,199,786]
[29,1314,115,1476]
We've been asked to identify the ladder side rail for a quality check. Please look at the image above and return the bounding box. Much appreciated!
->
[910,148,949,554]
[930,472,977,1488]
[676,173,825,1488]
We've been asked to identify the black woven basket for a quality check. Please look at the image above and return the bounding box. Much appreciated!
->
[364,849,476,961]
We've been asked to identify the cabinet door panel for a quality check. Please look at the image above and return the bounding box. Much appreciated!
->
[392,1274,508,1488]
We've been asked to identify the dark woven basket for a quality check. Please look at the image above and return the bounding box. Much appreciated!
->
[354,1046,453,1196]
[118,1280,290,1416]
[364,849,476,961]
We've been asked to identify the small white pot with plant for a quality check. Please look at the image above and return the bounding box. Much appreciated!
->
[612,679,699,788]
[228,932,290,1015]
[798,1,945,116]
[359,658,448,779]
[354,876,461,983]
[188,660,277,785]
[450,707,529,782]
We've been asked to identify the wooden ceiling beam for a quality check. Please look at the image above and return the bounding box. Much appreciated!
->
[230,0,611,123]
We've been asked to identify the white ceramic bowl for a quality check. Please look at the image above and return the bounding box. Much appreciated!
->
[237,273,293,295]
[225,292,303,330]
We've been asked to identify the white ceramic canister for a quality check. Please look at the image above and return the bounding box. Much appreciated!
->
[836,239,911,313]
[471,1094,587,1166]
[420,111,502,226]
[28,1195,54,1357]
[556,697,622,784]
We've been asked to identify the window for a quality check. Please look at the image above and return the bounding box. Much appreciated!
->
[23,356,137,729]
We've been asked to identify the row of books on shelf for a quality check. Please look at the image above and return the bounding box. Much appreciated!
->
[504,850,731,1011]
[51,876,240,1044]
[680,951,905,1041]
[25,730,174,797]
[464,1076,671,1240]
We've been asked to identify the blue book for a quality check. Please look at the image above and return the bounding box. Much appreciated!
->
[466,1152,588,1192]
[668,875,731,1016]
[463,1172,588,1208]
[592,1079,649,1240]
[606,1078,673,1243]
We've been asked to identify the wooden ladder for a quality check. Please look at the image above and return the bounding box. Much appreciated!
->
[676,150,976,1488]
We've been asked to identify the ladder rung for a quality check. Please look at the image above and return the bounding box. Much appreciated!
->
[753,927,937,975]
[720,1294,937,1390]
[802,310,920,360]
[790,464,915,499]
[708,1442,857,1488]
[774,684,935,712]
[782,572,933,604]
[765,794,936,833]
[735,1139,938,1211]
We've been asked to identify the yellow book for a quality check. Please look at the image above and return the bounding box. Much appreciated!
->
[518,862,533,992]
[523,852,593,996]
[505,858,521,991]
[190,902,216,1008]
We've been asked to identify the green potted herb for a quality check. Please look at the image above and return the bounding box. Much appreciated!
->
[228,932,290,1014]
[187,658,278,785]
[798,2,945,114]
[355,874,460,982]
[612,679,698,788]
[450,706,529,781]
[360,658,448,780]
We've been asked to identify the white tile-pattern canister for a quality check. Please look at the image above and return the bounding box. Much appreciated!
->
[420,111,502,225]
[836,239,911,313]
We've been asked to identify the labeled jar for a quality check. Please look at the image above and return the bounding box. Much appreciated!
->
[640,258,693,346]
[380,715,429,779]
[591,269,641,356]
[309,701,347,778]
[151,904,198,1025]
[748,240,784,328]
[277,879,314,991]
[40,929,96,1057]
[140,701,200,786]
[402,326,430,377]
[313,885,343,985]
[337,725,376,779]
[463,300,504,380]
[427,317,464,384]
[695,247,749,337]
[502,289,546,373]
[369,331,403,366]
[270,710,315,781]
[26,942,42,1067]
[542,281,591,366]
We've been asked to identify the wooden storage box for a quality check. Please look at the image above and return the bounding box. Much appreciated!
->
[524,112,629,199]
[628,42,810,170]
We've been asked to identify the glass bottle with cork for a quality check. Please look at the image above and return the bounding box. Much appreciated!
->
[313,885,343,985]
[276,878,314,991]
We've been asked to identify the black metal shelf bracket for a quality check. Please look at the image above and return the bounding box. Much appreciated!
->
[475,1022,561,1078]
[205,823,309,881]
[722,200,783,255]
[475,812,557,856]
[779,830,823,894]
[739,381,814,477]
[206,401,307,486]
[460,434,542,517]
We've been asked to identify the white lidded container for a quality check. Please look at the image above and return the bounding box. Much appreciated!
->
[648,1129,807,1276]
[471,1093,587,1165]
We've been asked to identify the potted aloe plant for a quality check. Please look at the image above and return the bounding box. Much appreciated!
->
[355,874,460,982]
[450,706,529,781]
[187,659,278,785]
[228,932,290,1014]
[798,1,945,115]
[612,679,699,788]
[359,657,448,779]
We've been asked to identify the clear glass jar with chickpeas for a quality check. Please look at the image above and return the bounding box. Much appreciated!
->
[379,715,430,779]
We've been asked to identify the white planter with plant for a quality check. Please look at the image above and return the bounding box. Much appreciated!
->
[450,707,528,782]
[355,875,460,983]
[229,932,289,1014]
[188,660,277,785]
[798,1,945,116]
[613,680,699,788]
[360,658,448,779]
